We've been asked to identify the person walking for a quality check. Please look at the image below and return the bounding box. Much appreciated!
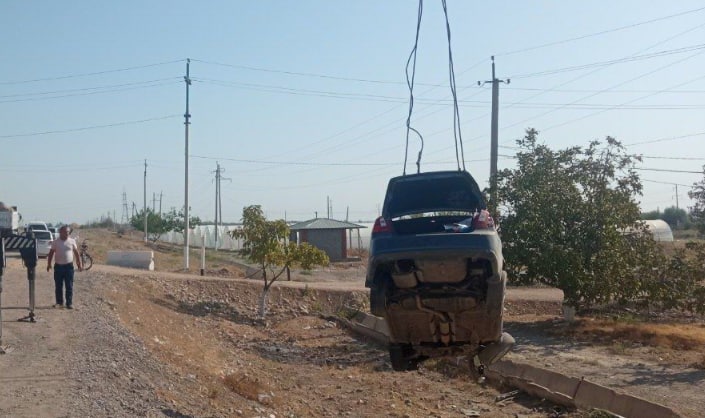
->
[46,225,82,309]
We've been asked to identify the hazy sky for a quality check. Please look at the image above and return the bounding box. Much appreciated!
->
[2,1,705,225]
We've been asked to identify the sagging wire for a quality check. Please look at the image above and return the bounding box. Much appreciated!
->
[441,0,465,171]
[404,0,425,175]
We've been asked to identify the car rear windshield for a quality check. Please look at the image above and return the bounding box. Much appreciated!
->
[383,171,484,219]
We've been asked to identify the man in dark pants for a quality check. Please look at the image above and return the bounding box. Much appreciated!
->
[46,226,82,309]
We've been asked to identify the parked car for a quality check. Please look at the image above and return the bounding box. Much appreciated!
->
[25,221,49,233]
[366,170,513,372]
[32,229,54,258]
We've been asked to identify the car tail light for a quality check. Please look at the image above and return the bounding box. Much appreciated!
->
[472,210,495,230]
[372,216,392,234]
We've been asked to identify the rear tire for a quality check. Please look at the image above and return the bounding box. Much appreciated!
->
[389,343,419,371]
[369,285,386,317]
[81,253,93,271]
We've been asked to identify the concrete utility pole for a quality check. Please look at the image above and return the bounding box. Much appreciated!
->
[675,184,680,228]
[184,58,192,269]
[213,163,231,251]
[159,191,163,215]
[675,184,680,210]
[143,159,148,243]
[214,162,220,250]
[121,190,129,225]
[479,56,509,214]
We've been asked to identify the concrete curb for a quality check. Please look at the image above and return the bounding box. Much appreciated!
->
[345,310,681,418]
[106,251,154,270]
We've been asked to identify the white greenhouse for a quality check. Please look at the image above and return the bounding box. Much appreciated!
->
[643,219,674,242]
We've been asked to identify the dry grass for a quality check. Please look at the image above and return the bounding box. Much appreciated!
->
[560,319,705,352]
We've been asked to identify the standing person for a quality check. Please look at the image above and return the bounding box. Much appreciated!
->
[46,225,82,309]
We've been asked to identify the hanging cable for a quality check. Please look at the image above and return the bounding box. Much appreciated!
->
[441,0,465,171]
[404,0,424,175]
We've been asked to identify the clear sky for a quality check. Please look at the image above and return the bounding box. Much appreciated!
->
[2,1,705,225]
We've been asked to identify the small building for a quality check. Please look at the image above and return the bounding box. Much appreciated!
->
[289,218,366,262]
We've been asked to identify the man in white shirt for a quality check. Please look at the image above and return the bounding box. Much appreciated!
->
[46,225,82,309]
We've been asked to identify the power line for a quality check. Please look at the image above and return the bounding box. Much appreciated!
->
[634,167,702,174]
[0,115,181,139]
[640,155,705,161]
[495,6,705,57]
[0,59,184,85]
[625,131,705,146]
[509,43,705,79]
[193,79,705,109]
[504,86,705,94]
[0,78,181,98]
[191,154,409,166]
[642,179,695,187]
[522,50,705,134]
[190,154,489,168]
[192,58,406,85]
[495,21,705,144]
[0,80,181,104]
[0,163,143,173]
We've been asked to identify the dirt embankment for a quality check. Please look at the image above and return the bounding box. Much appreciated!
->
[2,228,704,417]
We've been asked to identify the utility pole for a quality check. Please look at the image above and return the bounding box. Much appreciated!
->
[121,190,129,225]
[152,192,157,213]
[159,191,163,215]
[213,162,230,251]
[479,56,509,214]
[143,159,148,243]
[184,58,192,269]
[675,184,680,210]
[675,184,680,228]
[214,162,220,250]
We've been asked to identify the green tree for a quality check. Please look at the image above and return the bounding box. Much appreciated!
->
[162,208,202,239]
[230,205,329,319]
[661,206,689,230]
[130,209,168,242]
[640,208,661,220]
[496,129,650,309]
[130,208,201,243]
[688,165,705,235]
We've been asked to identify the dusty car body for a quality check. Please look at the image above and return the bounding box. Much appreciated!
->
[366,170,513,371]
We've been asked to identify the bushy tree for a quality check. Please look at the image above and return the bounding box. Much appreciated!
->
[661,206,689,230]
[130,209,168,242]
[688,165,705,235]
[230,205,329,320]
[130,208,201,243]
[497,130,705,313]
[640,208,661,220]
[496,129,648,309]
